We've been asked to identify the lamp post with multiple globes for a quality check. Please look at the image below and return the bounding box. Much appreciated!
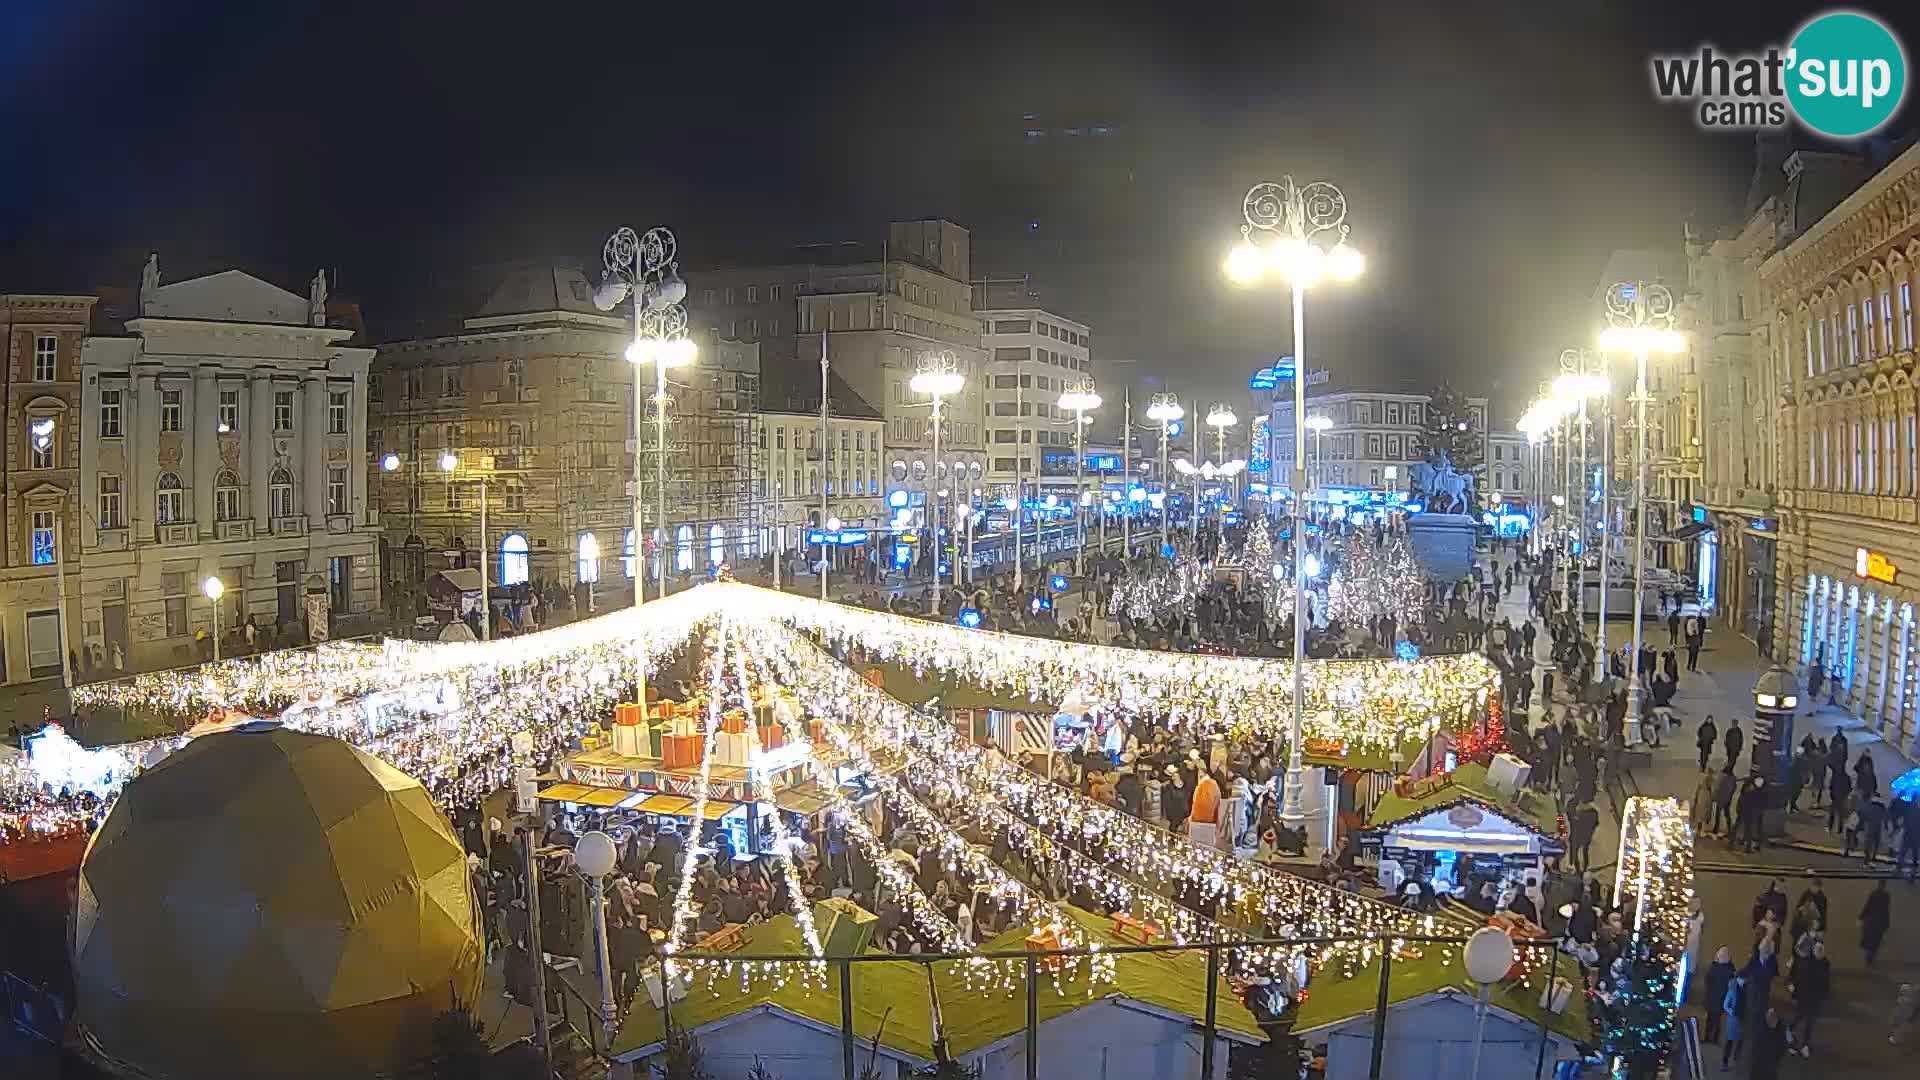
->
[440,451,490,640]
[1145,394,1183,556]
[1304,413,1333,494]
[910,351,966,602]
[594,225,695,611]
[1058,381,1103,575]
[1225,176,1364,840]
[1598,281,1687,745]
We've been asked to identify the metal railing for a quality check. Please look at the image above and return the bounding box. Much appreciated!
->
[637,931,1586,1080]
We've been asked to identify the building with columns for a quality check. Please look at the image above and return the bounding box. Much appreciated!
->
[74,264,377,672]
[2,293,96,687]
[1761,138,1920,757]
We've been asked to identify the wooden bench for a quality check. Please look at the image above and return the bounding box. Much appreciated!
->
[1110,913,1162,945]
[694,923,747,953]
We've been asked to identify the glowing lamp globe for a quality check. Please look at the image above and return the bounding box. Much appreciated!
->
[381,452,401,472]
[73,726,483,1079]
[1225,242,1266,284]
[1464,926,1517,984]
[439,452,458,472]
[574,831,618,878]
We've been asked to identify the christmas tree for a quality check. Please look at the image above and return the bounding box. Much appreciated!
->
[1594,942,1679,1079]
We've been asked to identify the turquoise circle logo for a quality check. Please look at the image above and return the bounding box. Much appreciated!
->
[1786,11,1907,137]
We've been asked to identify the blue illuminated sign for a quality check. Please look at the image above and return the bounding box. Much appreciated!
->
[1692,506,1708,523]
[958,607,983,629]
[1167,420,1183,438]
[1050,574,1068,592]
[937,561,951,576]
[1161,543,1175,558]
[892,544,913,567]
[887,489,909,509]
[807,530,869,546]
[1250,366,1279,390]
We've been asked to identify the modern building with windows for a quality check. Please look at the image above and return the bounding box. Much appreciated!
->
[371,264,761,613]
[2,293,95,687]
[976,305,1093,503]
[1763,138,1920,757]
[72,262,377,672]
[754,367,885,568]
[1271,388,1489,495]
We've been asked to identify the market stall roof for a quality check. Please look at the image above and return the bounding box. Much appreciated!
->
[870,662,1062,713]
[433,568,484,594]
[572,787,632,808]
[773,782,835,817]
[1302,731,1432,773]
[610,905,1263,1062]
[535,783,596,803]
[1290,947,1590,1046]
[1365,762,1561,838]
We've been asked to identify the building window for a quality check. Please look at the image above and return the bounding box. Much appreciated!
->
[270,466,295,518]
[503,481,524,512]
[747,285,759,303]
[274,391,295,431]
[676,525,693,572]
[164,575,188,638]
[160,388,183,432]
[327,467,348,515]
[501,533,530,586]
[329,555,352,613]
[506,422,524,447]
[505,360,524,399]
[1882,288,1896,352]
[32,335,56,381]
[443,367,464,397]
[623,528,637,578]
[218,389,239,432]
[98,476,123,529]
[215,470,241,521]
[30,511,55,565]
[28,416,55,468]
[1902,283,1915,350]
[1864,297,1878,357]
[577,532,600,583]
[446,422,464,449]
[100,389,122,437]
[708,524,726,566]
[328,390,349,434]
[156,472,184,524]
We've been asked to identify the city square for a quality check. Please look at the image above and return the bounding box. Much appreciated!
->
[3,4,1919,1080]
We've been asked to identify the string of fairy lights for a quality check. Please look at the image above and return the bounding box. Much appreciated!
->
[665,617,732,963]
[728,638,825,988]
[741,619,1460,981]
[1603,796,1694,1070]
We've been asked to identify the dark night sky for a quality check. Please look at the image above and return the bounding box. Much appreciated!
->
[3,0,1914,419]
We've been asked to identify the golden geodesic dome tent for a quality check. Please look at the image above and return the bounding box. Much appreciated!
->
[73,724,485,1079]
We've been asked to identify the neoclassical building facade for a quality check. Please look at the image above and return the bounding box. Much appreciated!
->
[1762,140,1920,757]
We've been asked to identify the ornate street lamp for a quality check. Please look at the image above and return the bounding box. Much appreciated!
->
[1600,281,1687,745]
[911,351,965,602]
[1225,176,1363,841]
[1058,380,1102,575]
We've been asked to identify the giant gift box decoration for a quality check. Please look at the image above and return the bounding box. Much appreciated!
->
[662,732,706,770]
[612,701,646,756]
[811,897,878,956]
[713,730,753,767]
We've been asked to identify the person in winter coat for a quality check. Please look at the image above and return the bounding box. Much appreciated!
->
[1787,747,1815,813]
[1696,715,1719,772]
[1860,796,1889,864]
[1713,766,1739,836]
[1749,1006,1796,1078]
[1691,769,1718,834]
[1568,801,1600,874]
[1735,776,1770,853]
[1854,751,1879,803]
[1720,970,1749,1070]
[1828,768,1854,835]
[1703,947,1738,1042]
[1791,941,1832,1052]
[1724,720,1745,772]
[1161,768,1192,834]
[1860,879,1892,966]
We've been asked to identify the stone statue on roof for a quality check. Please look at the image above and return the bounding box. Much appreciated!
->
[308,269,328,326]
[140,253,160,308]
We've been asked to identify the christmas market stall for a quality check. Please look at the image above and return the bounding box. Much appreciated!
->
[1289,944,1589,1080]
[1358,759,1564,908]
[610,905,1263,1080]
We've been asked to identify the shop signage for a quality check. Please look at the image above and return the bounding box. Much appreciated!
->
[1856,547,1898,584]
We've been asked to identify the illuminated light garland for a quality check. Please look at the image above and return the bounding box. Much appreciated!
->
[718,583,1495,749]
[1323,531,1426,628]
[666,617,731,959]
[727,641,826,991]
[1602,795,1694,1072]
[740,619,1458,982]
[1107,549,1212,622]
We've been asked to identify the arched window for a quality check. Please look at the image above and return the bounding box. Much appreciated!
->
[676,524,693,571]
[650,527,663,580]
[577,531,600,584]
[214,469,241,522]
[708,524,725,567]
[623,527,636,578]
[156,471,183,524]
[736,524,754,559]
[270,466,295,519]
[583,358,598,383]
[500,532,530,586]
[505,360,525,399]
[506,422,525,447]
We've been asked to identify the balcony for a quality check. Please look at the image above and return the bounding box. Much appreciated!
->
[155,522,196,546]
[271,514,309,536]
[96,527,129,552]
[580,387,620,406]
[215,519,254,542]
[325,514,354,534]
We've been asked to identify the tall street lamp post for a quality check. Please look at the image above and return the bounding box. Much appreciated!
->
[1226,176,1364,840]
[1058,382,1102,575]
[1145,394,1183,556]
[1205,403,1238,540]
[573,831,620,1042]
[1304,413,1332,495]
[911,351,965,606]
[440,451,490,640]
[1599,280,1687,745]
[1553,369,1610,679]
[595,226,693,611]
[203,576,225,662]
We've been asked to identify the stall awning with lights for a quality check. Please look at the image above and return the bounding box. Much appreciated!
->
[572,787,634,808]
[535,783,597,803]
[773,783,834,817]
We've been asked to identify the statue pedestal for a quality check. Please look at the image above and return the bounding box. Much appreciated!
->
[1405,513,1479,581]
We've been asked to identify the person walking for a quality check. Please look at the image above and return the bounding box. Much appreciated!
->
[1860,795,1888,865]
[1724,719,1745,773]
[1691,768,1718,834]
[1697,715,1719,772]
[1720,970,1749,1071]
[1712,766,1739,837]
[1703,947,1737,1042]
[1827,767,1853,836]
[1860,879,1891,966]
[1668,609,1682,646]
[1787,747,1813,814]
[1791,942,1831,1055]
[1735,776,1770,853]
[1569,800,1600,874]
[1749,1006,1796,1076]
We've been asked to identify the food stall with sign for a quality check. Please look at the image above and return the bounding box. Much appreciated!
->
[1358,760,1564,904]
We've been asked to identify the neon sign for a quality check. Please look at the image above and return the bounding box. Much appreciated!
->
[1857,547,1898,584]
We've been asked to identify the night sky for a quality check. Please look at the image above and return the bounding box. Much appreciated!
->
[3,0,1914,419]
